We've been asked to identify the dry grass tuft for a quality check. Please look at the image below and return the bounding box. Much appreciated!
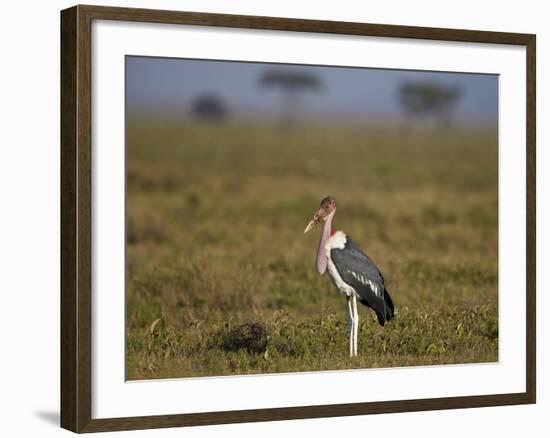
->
[218,322,268,354]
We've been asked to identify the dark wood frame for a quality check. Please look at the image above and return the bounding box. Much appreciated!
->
[61,4,536,433]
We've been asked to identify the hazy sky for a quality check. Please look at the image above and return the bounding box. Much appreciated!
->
[126,56,498,121]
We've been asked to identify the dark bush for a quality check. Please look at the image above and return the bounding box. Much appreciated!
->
[220,322,268,354]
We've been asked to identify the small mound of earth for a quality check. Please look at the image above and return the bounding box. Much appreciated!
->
[221,322,268,354]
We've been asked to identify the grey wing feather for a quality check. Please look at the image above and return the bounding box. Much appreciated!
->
[331,237,392,325]
[331,238,385,297]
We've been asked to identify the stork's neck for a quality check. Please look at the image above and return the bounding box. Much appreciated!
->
[316,211,335,274]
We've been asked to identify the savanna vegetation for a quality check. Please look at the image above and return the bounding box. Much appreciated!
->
[126,119,498,380]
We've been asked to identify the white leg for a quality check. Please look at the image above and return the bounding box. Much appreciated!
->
[347,296,354,358]
[352,294,359,357]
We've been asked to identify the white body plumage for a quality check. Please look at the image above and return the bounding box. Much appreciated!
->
[325,230,357,298]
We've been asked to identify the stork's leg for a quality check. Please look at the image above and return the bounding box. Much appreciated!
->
[352,293,359,357]
[347,296,354,358]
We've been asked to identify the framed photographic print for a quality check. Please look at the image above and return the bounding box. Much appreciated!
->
[60,4,536,433]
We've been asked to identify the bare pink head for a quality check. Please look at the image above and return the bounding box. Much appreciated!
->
[304,196,337,234]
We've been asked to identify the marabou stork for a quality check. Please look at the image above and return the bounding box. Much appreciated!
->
[304,196,394,357]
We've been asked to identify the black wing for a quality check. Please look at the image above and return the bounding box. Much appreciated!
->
[331,237,394,326]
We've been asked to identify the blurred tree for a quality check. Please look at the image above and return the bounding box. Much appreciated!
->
[190,93,229,123]
[399,81,462,128]
[259,69,322,129]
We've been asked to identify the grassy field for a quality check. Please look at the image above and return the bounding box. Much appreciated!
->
[126,118,498,380]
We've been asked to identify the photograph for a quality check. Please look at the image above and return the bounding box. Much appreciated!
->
[125,56,499,380]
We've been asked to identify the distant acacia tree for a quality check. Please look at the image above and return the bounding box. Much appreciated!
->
[190,93,229,123]
[259,69,322,128]
[399,81,462,128]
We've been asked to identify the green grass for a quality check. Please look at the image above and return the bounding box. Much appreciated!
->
[126,119,498,380]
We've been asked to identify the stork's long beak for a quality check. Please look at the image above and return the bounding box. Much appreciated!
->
[304,209,323,233]
[304,219,317,234]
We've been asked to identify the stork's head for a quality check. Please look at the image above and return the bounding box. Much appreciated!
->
[304,196,337,233]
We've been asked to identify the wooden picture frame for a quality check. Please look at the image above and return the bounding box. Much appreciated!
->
[61,4,536,433]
